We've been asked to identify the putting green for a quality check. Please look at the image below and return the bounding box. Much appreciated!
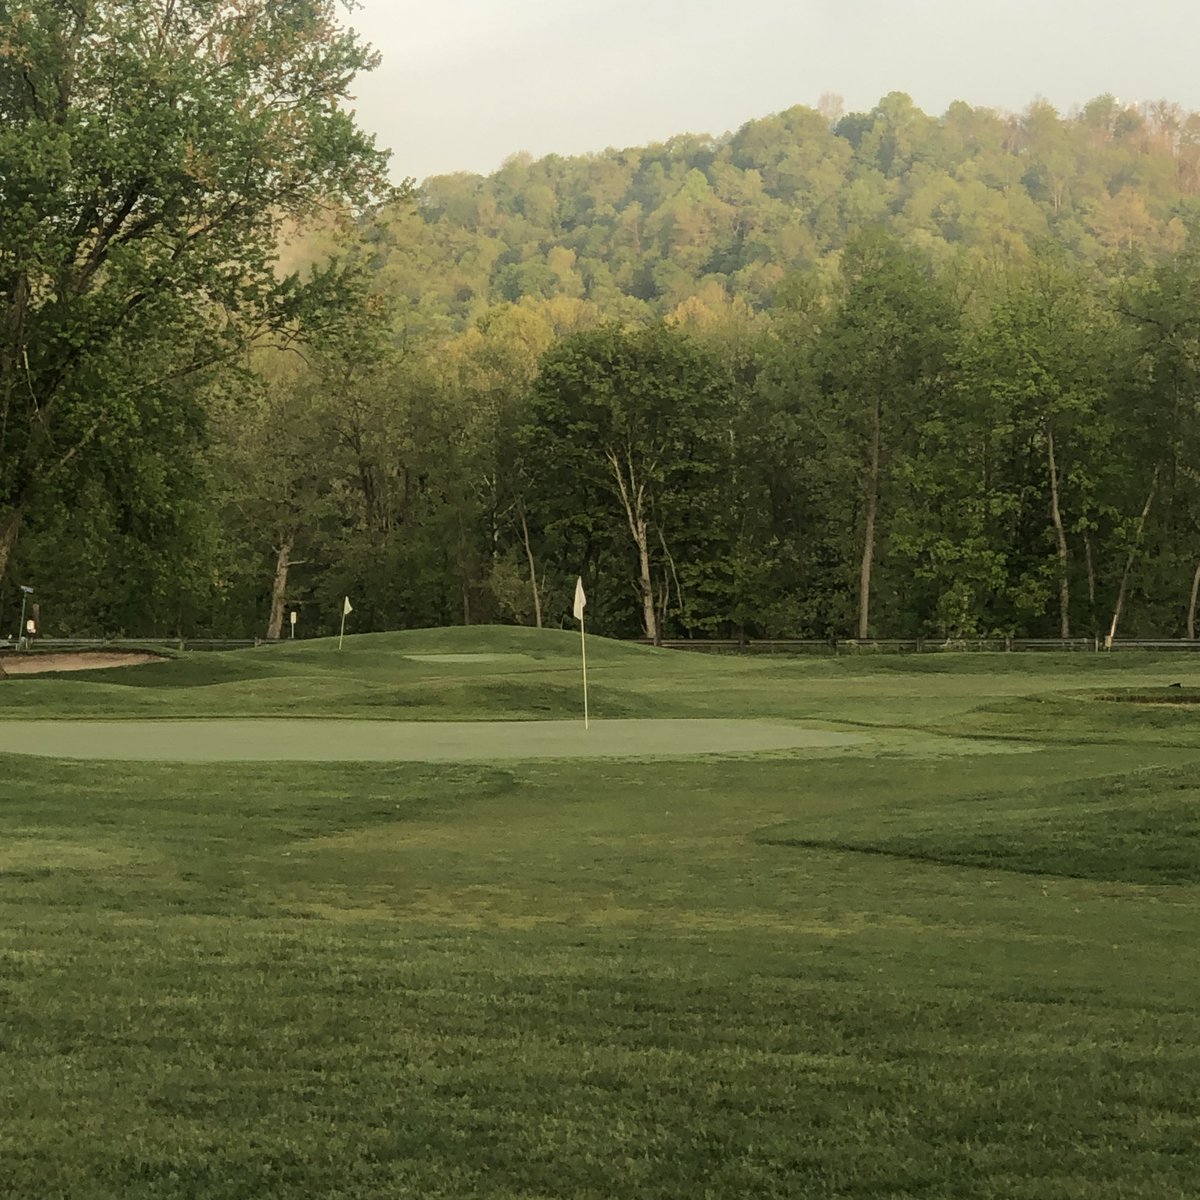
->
[0,718,867,763]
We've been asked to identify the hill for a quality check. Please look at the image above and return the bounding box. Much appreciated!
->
[379,92,1200,330]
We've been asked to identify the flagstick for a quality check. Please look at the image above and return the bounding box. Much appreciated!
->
[338,609,347,651]
[580,612,589,730]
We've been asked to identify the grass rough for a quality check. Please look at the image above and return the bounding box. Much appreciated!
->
[1,627,1199,1199]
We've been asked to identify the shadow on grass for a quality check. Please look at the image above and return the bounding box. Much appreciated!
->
[755,765,1200,885]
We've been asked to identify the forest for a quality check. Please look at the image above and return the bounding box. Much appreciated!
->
[4,4,1200,642]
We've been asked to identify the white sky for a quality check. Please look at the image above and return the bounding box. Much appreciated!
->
[342,0,1200,182]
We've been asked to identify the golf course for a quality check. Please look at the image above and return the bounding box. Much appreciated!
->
[2,627,1199,1199]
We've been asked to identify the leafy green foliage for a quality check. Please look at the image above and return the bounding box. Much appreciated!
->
[0,0,391,598]
[520,324,737,636]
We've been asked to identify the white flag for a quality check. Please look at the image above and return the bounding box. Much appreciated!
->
[343,596,353,616]
[574,576,589,729]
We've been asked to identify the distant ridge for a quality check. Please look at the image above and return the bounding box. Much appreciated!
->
[368,92,1200,329]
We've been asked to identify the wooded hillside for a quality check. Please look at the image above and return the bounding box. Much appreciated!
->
[387,92,1200,330]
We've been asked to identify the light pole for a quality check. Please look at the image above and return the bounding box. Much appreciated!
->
[18,585,33,651]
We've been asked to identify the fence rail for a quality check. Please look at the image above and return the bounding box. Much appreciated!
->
[0,637,276,654]
[636,637,1200,654]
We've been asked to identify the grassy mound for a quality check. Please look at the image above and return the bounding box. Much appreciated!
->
[1097,686,1200,705]
[943,693,1200,749]
[757,764,1200,884]
[5,630,1200,731]
[0,626,700,721]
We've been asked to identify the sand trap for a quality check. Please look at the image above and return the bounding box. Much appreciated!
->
[0,651,162,676]
[0,718,865,763]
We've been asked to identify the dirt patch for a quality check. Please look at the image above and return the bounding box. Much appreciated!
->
[0,651,163,676]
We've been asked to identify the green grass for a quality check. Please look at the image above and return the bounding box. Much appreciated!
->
[2,628,1200,1198]
[757,761,1200,884]
[0,718,868,762]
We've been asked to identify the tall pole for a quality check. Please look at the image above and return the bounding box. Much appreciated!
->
[580,610,589,731]
[573,576,589,729]
[17,586,31,652]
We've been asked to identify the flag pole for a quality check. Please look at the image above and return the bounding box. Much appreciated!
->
[338,608,347,651]
[573,576,589,730]
[580,610,589,730]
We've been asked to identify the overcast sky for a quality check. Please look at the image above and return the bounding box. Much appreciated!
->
[342,0,1200,182]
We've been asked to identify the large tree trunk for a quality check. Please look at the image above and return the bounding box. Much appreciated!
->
[458,516,472,625]
[606,447,659,644]
[1046,424,1071,639]
[634,514,658,644]
[0,507,22,590]
[266,533,295,641]
[858,397,882,640]
[1082,528,1098,636]
[1188,559,1200,641]
[1106,475,1158,647]
[518,503,542,629]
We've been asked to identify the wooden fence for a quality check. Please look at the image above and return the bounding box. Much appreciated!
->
[634,637,1200,654]
[0,637,266,653]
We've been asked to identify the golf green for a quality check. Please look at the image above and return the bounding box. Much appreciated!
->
[0,717,869,762]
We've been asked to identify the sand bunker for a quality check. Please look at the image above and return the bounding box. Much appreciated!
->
[0,718,865,763]
[0,651,162,676]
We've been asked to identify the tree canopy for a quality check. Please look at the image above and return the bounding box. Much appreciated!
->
[0,0,390,588]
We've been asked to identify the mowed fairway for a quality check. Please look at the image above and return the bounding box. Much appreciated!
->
[1,629,1199,1199]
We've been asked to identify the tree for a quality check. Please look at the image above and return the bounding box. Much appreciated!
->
[0,0,390,587]
[809,232,957,638]
[958,265,1113,639]
[212,352,334,642]
[753,289,859,638]
[521,324,734,641]
[15,360,220,636]
[1114,243,1200,637]
[436,297,602,628]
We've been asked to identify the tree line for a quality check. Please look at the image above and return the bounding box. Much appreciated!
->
[222,232,1200,644]
[14,224,1200,644]
[3,4,1199,640]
